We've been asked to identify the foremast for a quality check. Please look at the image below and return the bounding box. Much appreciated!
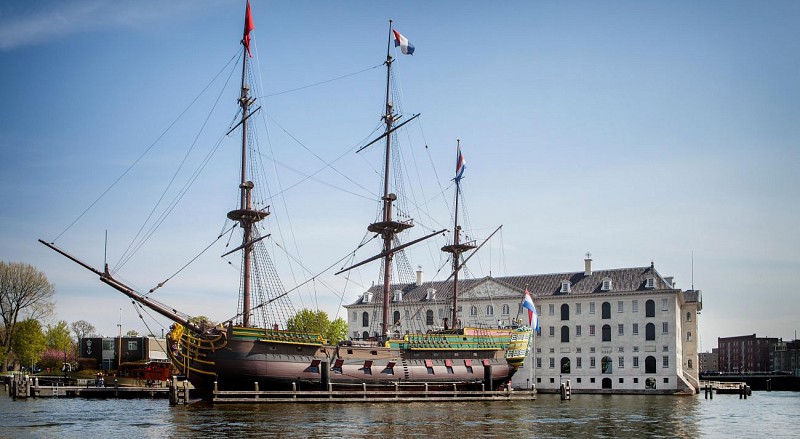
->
[440,140,476,329]
[226,1,267,327]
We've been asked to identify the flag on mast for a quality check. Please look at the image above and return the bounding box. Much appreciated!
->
[243,0,255,57]
[393,29,415,55]
[455,146,466,182]
[522,289,538,331]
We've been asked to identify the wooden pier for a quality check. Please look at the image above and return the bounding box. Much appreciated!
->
[210,381,537,404]
[6,374,168,399]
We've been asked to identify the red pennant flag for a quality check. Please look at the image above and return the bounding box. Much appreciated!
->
[243,1,255,57]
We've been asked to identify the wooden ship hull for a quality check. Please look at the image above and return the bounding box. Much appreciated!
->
[168,324,531,397]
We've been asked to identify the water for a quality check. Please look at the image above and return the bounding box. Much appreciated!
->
[2,391,799,438]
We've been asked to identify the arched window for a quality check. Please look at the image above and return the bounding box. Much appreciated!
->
[486,305,494,316]
[645,300,655,317]
[561,357,571,374]
[686,331,692,341]
[645,323,656,341]
[362,312,369,327]
[602,378,613,389]
[602,302,611,319]
[602,324,611,342]
[602,356,613,374]
[426,310,434,326]
[362,331,369,340]
[393,311,401,325]
[470,305,478,316]
[645,356,657,373]
[561,304,569,321]
[502,304,510,315]
[686,311,692,322]
[561,325,570,343]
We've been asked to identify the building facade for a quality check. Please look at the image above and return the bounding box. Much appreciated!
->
[699,348,719,373]
[772,339,800,375]
[717,334,778,373]
[344,257,703,394]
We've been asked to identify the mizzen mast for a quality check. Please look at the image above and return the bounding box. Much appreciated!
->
[441,140,476,329]
[226,1,268,327]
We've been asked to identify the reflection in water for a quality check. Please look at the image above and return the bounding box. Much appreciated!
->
[2,391,800,438]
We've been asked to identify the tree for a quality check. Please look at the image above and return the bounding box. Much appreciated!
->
[286,309,348,344]
[71,320,96,341]
[1,262,56,371]
[45,320,74,352]
[125,329,139,337]
[11,319,46,371]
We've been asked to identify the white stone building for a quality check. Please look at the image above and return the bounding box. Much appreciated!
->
[344,257,703,394]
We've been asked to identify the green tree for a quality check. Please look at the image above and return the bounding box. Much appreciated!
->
[286,309,347,344]
[45,320,74,352]
[125,329,139,337]
[1,262,56,371]
[12,319,46,371]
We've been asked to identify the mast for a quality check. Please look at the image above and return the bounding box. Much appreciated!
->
[441,140,476,329]
[227,1,267,327]
[366,20,414,340]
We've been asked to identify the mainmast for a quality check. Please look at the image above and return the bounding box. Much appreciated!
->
[441,140,476,329]
[366,20,414,340]
[227,1,267,327]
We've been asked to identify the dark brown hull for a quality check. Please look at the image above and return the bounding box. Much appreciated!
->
[169,327,516,399]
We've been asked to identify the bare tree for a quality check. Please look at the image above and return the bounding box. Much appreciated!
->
[1,262,56,371]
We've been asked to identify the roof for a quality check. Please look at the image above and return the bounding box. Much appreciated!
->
[347,264,675,306]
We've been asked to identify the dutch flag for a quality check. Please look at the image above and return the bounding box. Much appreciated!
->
[455,146,466,183]
[522,289,539,331]
[393,29,415,55]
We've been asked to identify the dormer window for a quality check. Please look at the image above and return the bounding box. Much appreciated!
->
[426,288,436,300]
[601,278,612,291]
[392,290,403,302]
[560,281,571,294]
[645,277,655,289]
[362,291,373,303]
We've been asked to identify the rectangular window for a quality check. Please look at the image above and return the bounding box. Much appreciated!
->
[590,357,596,368]
[549,326,555,337]
[576,325,582,337]
[536,357,542,368]
[549,304,555,316]
[590,347,596,353]
[633,346,639,352]
[576,357,582,368]
[633,356,639,368]
[438,308,444,318]
[576,303,582,315]
[618,356,624,368]
[589,324,596,336]
[618,347,624,353]
[663,356,669,368]
[618,301,624,313]
[576,347,582,353]
[662,322,669,334]
[589,302,596,314]
[632,323,639,335]
[661,298,669,311]
[632,300,638,313]
[352,312,357,322]
[663,345,669,352]
[549,358,555,369]
[618,324,624,336]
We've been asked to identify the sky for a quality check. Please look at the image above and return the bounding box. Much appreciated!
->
[1,0,799,351]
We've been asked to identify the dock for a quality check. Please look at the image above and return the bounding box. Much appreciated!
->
[209,381,537,404]
[6,374,168,399]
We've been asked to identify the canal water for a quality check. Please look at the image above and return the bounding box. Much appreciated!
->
[2,391,799,438]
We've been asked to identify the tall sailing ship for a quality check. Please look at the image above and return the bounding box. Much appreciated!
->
[41,2,531,399]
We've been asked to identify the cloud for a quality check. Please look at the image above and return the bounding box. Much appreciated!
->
[0,0,210,51]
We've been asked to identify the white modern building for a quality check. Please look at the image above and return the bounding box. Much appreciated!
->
[344,256,703,394]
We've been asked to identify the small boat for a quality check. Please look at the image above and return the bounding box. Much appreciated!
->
[41,1,531,400]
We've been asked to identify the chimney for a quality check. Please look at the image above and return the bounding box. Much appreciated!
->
[584,252,592,276]
[416,266,424,286]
